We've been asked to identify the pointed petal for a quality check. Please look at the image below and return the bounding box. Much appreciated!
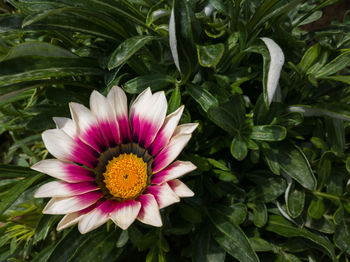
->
[149,106,184,156]
[35,181,98,198]
[137,194,162,227]
[168,179,194,197]
[151,161,196,184]
[107,86,131,142]
[56,200,104,231]
[110,200,141,230]
[43,191,103,214]
[130,89,168,148]
[69,102,107,152]
[31,159,95,183]
[129,88,152,143]
[261,37,285,105]
[173,123,198,136]
[52,117,99,168]
[78,200,116,234]
[90,90,120,146]
[152,134,192,173]
[53,117,76,138]
[146,183,179,209]
[42,129,75,161]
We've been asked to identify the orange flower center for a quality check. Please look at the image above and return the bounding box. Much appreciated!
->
[103,153,148,199]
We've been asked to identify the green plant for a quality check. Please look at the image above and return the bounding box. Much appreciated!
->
[0,0,350,261]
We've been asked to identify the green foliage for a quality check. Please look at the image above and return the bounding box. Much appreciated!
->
[0,0,350,261]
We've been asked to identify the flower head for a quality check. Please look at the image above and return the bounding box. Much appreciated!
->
[32,87,197,234]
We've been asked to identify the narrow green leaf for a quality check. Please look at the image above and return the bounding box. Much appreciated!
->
[208,209,259,262]
[0,173,44,214]
[265,215,336,261]
[275,142,316,190]
[187,84,218,112]
[334,222,350,255]
[322,75,350,84]
[167,86,181,114]
[250,125,286,141]
[315,51,350,78]
[196,44,225,67]
[0,164,37,179]
[108,35,158,69]
[317,152,333,190]
[123,74,175,94]
[298,44,321,73]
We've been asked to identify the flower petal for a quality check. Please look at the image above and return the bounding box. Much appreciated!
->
[41,129,98,168]
[107,86,131,142]
[31,159,95,183]
[56,200,102,231]
[42,129,75,161]
[152,134,192,173]
[130,89,168,148]
[78,200,116,234]
[146,183,179,208]
[149,105,184,156]
[260,37,285,105]
[173,123,198,136]
[90,90,120,146]
[69,102,107,153]
[52,117,99,168]
[137,194,162,227]
[43,191,103,214]
[151,161,196,184]
[168,179,194,197]
[53,117,76,138]
[34,181,98,198]
[110,200,141,230]
[129,87,152,143]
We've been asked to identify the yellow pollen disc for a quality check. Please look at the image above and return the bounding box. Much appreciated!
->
[103,153,148,199]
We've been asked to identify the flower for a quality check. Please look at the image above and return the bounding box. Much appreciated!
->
[32,86,197,234]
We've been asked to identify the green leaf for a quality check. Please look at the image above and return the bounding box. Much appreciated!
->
[298,43,321,73]
[248,201,267,227]
[308,196,325,220]
[0,57,102,86]
[323,75,350,84]
[250,125,286,141]
[259,141,280,175]
[108,35,158,69]
[275,142,316,190]
[33,215,60,244]
[317,152,333,190]
[315,51,350,78]
[334,222,350,255]
[249,237,274,252]
[0,173,44,214]
[285,182,305,218]
[193,227,226,262]
[167,86,181,114]
[210,204,247,225]
[123,74,175,94]
[247,176,286,203]
[265,215,336,261]
[0,165,37,179]
[208,208,259,262]
[179,203,202,224]
[187,84,218,112]
[231,135,248,161]
[196,44,225,67]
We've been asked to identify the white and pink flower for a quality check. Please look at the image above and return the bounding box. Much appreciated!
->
[32,87,197,234]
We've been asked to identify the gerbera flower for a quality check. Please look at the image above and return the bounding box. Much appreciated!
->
[32,87,197,234]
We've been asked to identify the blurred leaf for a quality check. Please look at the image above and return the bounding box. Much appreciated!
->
[308,196,325,220]
[334,222,350,256]
[167,86,181,114]
[247,176,286,203]
[248,201,267,228]
[315,51,350,78]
